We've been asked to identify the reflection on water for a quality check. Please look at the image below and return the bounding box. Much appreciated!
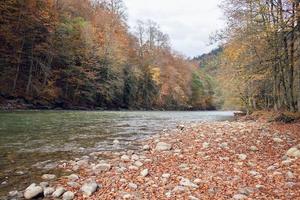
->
[0,110,234,196]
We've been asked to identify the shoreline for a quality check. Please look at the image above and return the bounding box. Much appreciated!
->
[5,119,300,199]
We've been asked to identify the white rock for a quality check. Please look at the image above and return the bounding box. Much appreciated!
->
[128,182,138,190]
[134,161,143,167]
[131,154,139,160]
[165,191,172,198]
[67,182,80,188]
[128,165,139,170]
[202,142,210,149]
[142,145,150,151]
[24,183,43,199]
[232,194,247,200]
[249,146,258,151]
[123,193,132,199]
[44,187,55,197]
[93,163,111,173]
[189,195,200,200]
[52,187,66,198]
[162,173,171,179]
[41,174,56,180]
[121,155,130,162]
[8,191,18,197]
[220,142,228,148]
[113,139,120,144]
[238,154,247,160]
[140,169,149,177]
[286,146,300,158]
[155,142,172,151]
[287,171,294,179]
[63,191,75,200]
[80,181,99,197]
[67,174,79,181]
[39,182,49,188]
[273,137,283,143]
[179,178,198,188]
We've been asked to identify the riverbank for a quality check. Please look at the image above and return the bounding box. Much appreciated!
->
[7,117,300,199]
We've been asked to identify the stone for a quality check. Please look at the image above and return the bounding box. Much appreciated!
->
[67,174,79,181]
[165,191,172,198]
[179,178,198,188]
[93,163,111,173]
[220,142,228,148]
[202,142,210,149]
[155,142,172,151]
[287,171,294,179]
[286,146,300,158]
[39,182,49,188]
[121,155,130,162]
[250,146,258,151]
[67,181,80,188]
[238,154,247,160]
[162,173,171,179]
[63,191,75,200]
[134,161,143,167]
[128,165,139,170]
[189,195,200,200]
[52,187,66,198]
[178,163,189,171]
[123,193,132,199]
[273,137,283,143]
[131,154,139,160]
[113,139,120,144]
[24,183,43,199]
[44,187,55,197]
[41,174,57,180]
[128,183,138,190]
[81,181,99,197]
[8,191,18,197]
[142,145,150,151]
[140,169,149,177]
[172,186,186,193]
[232,194,247,200]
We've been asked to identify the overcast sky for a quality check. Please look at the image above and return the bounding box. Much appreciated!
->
[124,0,225,57]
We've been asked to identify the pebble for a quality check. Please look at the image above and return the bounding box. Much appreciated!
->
[273,137,283,143]
[63,191,75,200]
[286,146,300,158]
[41,174,57,180]
[39,182,49,188]
[44,187,55,197]
[202,142,210,149]
[155,142,172,151]
[134,161,143,167]
[131,154,139,160]
[140,169,149,177]
[142,145,150,151]
[52,187,66,198]
[129,165,139,170]
[128,182,138,190]
[162,173,171,179]
[80,181,99,197]
[67,174,79,181]
[238,154,247,160]
[250,146,258,151]
[189,195,200,200]
[179,178,198,188]
[121,155,130,162]
[232,194,248,200]
[24,183,43,199]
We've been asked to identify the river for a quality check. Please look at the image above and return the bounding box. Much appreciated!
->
[0,110,234,197]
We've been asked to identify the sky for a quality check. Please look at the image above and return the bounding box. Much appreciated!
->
[124,0,225,57]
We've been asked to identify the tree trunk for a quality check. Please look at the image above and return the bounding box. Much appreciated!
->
[26,46,34,95]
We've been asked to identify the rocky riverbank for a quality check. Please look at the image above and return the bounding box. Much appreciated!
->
[5,120,300,199]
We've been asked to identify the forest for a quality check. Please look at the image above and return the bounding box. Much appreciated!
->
[199,0,300,113]
[0,0,216,110]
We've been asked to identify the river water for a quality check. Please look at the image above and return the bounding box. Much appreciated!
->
[0,110,234,197]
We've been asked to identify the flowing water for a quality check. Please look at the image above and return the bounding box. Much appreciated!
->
[0,110,234,197]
